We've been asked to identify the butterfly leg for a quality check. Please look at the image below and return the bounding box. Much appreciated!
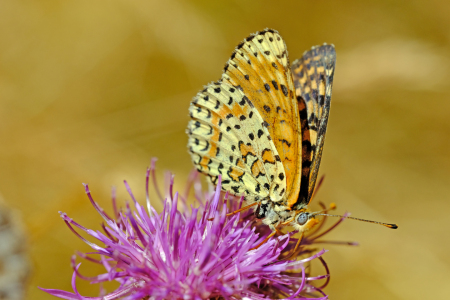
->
[249,230,277,251]
[207,202,258,221]
[283,232,304,260]
[274,227,284,235]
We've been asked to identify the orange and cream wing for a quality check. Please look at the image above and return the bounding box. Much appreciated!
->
[187,80,281,203]
[291,44,336,207]
[221,29,301,206]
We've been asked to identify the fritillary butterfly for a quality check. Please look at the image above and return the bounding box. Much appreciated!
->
[187,29,335,234]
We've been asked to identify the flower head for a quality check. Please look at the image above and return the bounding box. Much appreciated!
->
[40,159,353,299]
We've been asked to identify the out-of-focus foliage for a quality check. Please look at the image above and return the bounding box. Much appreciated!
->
[0,0,449,299]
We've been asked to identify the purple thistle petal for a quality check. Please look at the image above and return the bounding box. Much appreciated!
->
[71,263,82,300]
[145,167,152,215]
[123,180,138,205]
[83,184,112,223]
[150,158,163,201]
[111,186,119,220]
[284,267,306,300]
[41,162,352,299]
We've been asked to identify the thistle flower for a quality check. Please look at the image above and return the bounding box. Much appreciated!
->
[40,160,353,299]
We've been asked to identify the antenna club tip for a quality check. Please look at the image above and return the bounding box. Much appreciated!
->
[386,224,398,229]
[329,202,337,210]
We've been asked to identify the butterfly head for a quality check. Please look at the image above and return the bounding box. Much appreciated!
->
[287,209,320,233]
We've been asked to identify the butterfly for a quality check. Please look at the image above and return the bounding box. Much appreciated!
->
[187,28,334,237]
[187,29,397,249]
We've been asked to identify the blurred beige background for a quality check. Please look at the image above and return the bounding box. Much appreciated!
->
[1,0,449,299]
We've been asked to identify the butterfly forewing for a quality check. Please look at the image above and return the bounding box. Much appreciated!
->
[221,29,302,205]
[291,44,336,206]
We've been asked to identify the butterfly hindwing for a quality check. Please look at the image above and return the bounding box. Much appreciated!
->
[188,80,281,202]
[291,44,336,206]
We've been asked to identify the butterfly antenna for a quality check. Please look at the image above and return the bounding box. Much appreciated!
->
[313,213,398,229]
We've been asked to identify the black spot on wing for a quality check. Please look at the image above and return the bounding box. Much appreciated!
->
[257,129,263,138]
[281,84,288,96]
[246,98,254,108]
[246,35,255,42]
[279,139,292,147]
[303,140,312,152]
[231,186,240,194]
[272,80,279,90]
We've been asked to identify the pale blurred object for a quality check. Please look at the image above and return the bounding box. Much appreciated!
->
[0,196,30,300]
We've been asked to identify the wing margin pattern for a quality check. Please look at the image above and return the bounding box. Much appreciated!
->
[291,44,336,207]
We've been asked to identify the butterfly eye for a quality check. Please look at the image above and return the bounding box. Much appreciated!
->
[297,213,309,225]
